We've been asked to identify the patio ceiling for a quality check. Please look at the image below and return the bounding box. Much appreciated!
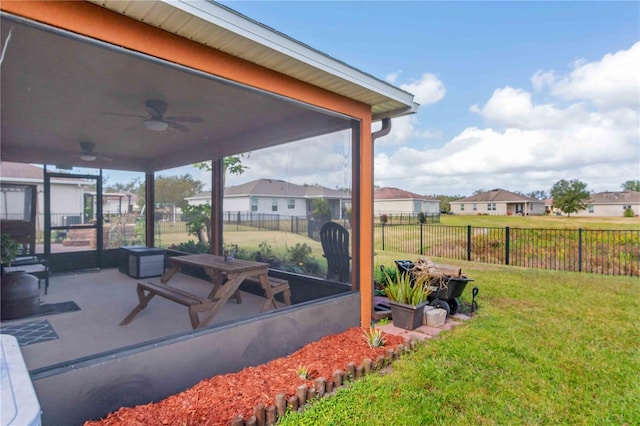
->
[0,13,354,173]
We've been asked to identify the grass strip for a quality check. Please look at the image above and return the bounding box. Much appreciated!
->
[279,264,640,425]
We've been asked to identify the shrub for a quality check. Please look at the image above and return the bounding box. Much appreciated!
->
[169,240,210,254]
[623,207,635,218]
[417,212,426,224]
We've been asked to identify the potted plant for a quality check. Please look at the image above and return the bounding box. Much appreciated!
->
[1,234,40,320]
[383,269,431,330]
[1,233,19,273]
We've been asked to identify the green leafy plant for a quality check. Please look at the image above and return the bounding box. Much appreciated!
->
[311,199,331,222]
[183,204,211,245]
[296,364,311,380]
[383,269,431,305]
[374,265,397,296]
[623,207,635,218]
[1,234,19,267]
[284,243,321,274]
[363,326,386,348]
[377,317,391,326]
[255,241,281,268]
[169,240,210,254]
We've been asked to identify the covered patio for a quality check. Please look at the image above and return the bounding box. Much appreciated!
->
[0,1,418,424]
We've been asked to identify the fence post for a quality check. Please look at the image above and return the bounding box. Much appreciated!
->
[419,223,424,255]
[467,225,472,261]
[578,228,583,272]
[505,226,510,265]
[381,223,385,251]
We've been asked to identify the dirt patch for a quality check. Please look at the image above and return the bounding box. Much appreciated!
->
[84,327,406,426]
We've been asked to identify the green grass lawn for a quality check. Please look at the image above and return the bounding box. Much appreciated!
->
[279,258,640,425]
[440,214,640,230]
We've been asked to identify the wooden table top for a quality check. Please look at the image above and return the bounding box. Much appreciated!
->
[168,254,269,273]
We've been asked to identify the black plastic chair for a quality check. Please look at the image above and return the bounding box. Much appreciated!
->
[320,222,350,283]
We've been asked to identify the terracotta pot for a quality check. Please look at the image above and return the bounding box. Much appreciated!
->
[1,270,40,320]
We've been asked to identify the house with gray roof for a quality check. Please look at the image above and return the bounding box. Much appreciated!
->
[186,179,351,219]
[576,191,640,217]
[450,188,545,216]
[374,187,440,215]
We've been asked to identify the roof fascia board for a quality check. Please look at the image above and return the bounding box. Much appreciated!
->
[163,0,416,110]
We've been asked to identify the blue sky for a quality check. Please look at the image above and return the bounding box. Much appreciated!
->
[215,1,639,196]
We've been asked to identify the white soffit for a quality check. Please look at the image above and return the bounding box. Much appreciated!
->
[86,0,419,120]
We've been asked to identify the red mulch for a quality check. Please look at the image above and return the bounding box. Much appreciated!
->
[84,327,406,426]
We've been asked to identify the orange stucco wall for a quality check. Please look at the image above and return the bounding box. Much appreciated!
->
[1,0,373,327]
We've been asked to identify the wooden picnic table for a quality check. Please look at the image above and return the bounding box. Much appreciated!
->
[120,254,271,329]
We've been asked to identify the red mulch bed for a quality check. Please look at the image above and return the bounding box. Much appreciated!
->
[84,327,406,426]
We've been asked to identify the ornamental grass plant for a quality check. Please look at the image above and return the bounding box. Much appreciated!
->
[382,268,431,306]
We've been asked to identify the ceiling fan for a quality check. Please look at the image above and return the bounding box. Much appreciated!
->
[103,99,203,133]
[79,141,111,162]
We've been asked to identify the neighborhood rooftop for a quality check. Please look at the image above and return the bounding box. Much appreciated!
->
[375,187,438,201]
[454,188,539,203]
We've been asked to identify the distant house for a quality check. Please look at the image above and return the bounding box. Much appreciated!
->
[374,187,440,215]
[1,162,138,227]
[450,188,545,216]
[186,179,351,219]
[0,162,87,228]
[574,191,640,217]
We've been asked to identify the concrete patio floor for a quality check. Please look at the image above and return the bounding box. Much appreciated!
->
[0,268,273,371]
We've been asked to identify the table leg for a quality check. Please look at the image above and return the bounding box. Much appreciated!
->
[119,284,156,325]
[203,267,242,304]
[197,272,248,328]
[160,265,181,284]
[258,273,276,312]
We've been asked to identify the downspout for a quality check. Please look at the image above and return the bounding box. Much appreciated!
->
[366,117,391,323]
[372,118,391,140]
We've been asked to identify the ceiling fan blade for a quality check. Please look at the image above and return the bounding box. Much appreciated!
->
[145,99,168,117]
[165,115,203,123]
[102,112,147,119]
[167,121,190,133]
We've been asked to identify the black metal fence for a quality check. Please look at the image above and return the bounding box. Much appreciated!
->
[156,212,350,238]
[375,212,440,225]
[375,224,640,277]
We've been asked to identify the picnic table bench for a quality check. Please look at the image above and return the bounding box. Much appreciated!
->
[119,254,286,329]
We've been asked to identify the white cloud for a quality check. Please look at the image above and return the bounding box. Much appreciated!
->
[373,73,446,147]
[531,70,556,92]
[551,41,640,109]
[385,70,402,84]
[375,42,640,196]
[399,73,446,106]
[225,132,353,190]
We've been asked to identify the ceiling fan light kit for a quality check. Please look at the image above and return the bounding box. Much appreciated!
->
[144,119,169,131]
[80,154,96,162]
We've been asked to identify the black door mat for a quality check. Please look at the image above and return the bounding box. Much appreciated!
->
[1,319,58,346]
[1,301,81,324]
[32,301,81,317]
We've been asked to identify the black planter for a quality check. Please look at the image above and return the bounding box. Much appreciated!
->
[388,300,427,330]
[1,270,40,320]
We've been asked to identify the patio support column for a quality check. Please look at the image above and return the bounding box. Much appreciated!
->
[210,158,224,256]
[357,117,374,328]
[145,173,155,247]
